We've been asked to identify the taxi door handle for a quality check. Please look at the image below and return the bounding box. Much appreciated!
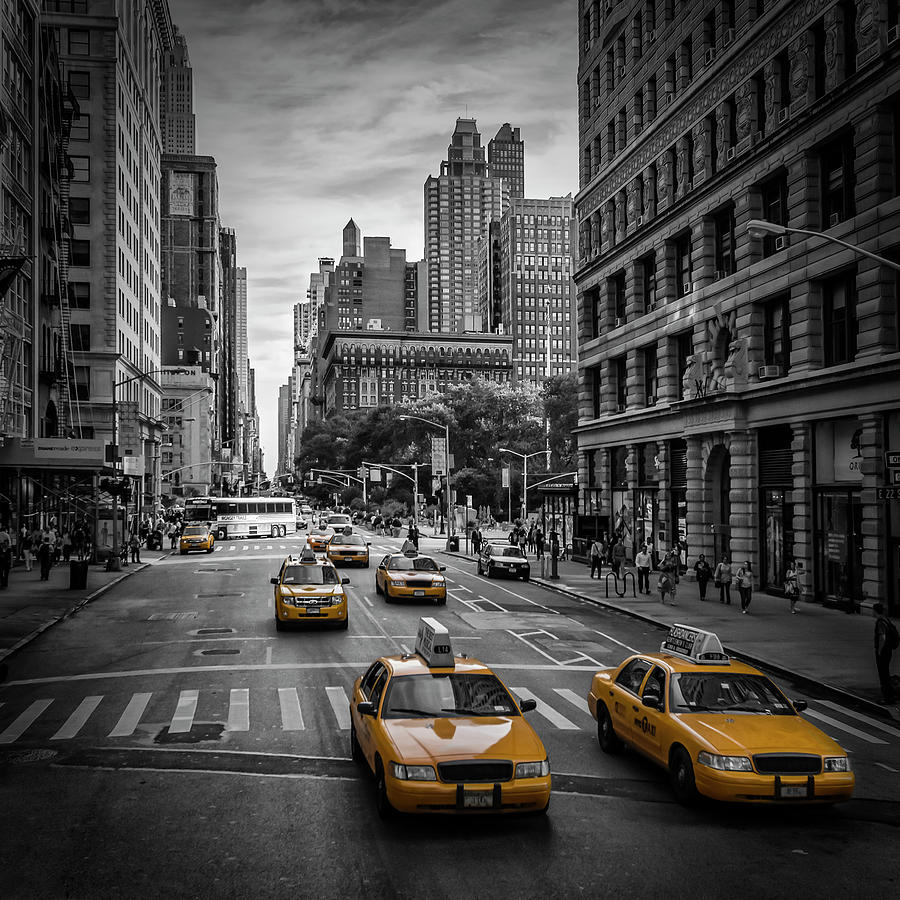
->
[632,705,639,712]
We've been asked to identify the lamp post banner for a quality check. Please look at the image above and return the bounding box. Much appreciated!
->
[431,436,446,475]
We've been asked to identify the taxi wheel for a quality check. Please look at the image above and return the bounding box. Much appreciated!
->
[206,546,214,553]
[275,617,286,632]
[374,760,395,820]
[476,560,483,575]
[374,579,382,596]
[383,588,393,604]
[350,724,364,764]
[597,704,622,754]
[670,747,698,805]
[435,596,446,606]
[179,550,187,556]
[338,617,349,630]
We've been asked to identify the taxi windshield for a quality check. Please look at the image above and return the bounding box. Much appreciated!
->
[333,534,365,546]
[381,673,520,719]
[387,557,438,572]
[670,673,795,715]
[183,526,208,536]
[281,565,338,585]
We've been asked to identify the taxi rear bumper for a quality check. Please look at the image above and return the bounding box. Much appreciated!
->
[387,775,551,814]
[694,765,855,803]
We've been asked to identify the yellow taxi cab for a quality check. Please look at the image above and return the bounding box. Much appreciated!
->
[179,524,215,554]
[326,527,370,567]
[271,547,350,631]
[350,618,551,818]
[374,550,446,605]
[587,624,855,805]
[306,526,335,553]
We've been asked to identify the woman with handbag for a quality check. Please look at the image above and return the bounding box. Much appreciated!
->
[736,561,754,614]
[713,556,732,604]
[784,561,799,614]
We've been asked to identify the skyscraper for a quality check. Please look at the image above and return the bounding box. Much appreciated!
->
[424,118,508,333]
[488,123,525,201]
[160,26,195,154]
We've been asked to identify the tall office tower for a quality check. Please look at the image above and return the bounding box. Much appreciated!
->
[218,227,241,461]
[424,118,507,333]
[235,266,248,414]
[277,382,292,477]
[160,26,195,154]
[488,123,525,200]
[487,196,576,386]
[299,257,333,354]
[574,0,900,612]
[43,0,174,495]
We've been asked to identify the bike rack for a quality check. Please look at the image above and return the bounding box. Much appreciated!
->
[605,570,636,599]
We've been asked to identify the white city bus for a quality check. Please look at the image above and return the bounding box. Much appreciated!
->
[183,496,297,540]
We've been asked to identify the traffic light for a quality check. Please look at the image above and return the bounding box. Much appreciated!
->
[357,465,366,480]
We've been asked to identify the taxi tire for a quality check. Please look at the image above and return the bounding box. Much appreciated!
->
[597,704,622,754]
[206,546,214,553]
[180,550,187,555]
[374,579,382,596]
[338,617,349,630]
[374,760,395,821]
[350,724,364,764]
[435,596,446,605]
[275,617,286,632]
[670,747,698,806]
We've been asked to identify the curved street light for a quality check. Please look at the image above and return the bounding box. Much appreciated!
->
[499,448,546,524]
[398,414,453,547]
[746,219,900,273]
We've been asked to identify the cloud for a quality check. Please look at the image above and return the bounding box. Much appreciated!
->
[175,0,578,467]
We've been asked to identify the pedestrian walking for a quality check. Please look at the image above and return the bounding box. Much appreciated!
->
[736,561,754,613]
[873,602,898,704]
[714,556,733,604]
[535,527,545,558]
[693,554,712,601]
[21,528,34,571]
[784,561,800,614]
[518,528,527,556]
[635,543,652,594]
[658,571,676,605]
[37,537,52,581]
[61,530,73,563]
[589,537,604,579]
[129,532,141,564]
[471,526,482,556]
[527,525,536,554]
[0,524,12,589]
[659,549,679,602]
[611,538,627,577]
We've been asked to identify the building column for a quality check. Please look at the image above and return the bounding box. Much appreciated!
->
[656,441,670,548]
[728,429,758,567]
[859,413,886,608]
[790,422,814,602]
[685,435,707,566]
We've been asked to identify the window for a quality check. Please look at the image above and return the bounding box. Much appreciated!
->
[70,156,90,182]
[760,172,788,256]
[676,330,693,398]
[643,345,658,405]
[820,134,855,227]
[590,366,602,418]
[713,205,735,276]
[614,356,627,410]
[70,113,90,142]
[679,36,693,87]
[71,240,90,267]
[641,253,656,311]
[615,658,653,694]
[610,270,626,321]
[763,296,791,373]
[585,286,601,339]
[69,282,90,308]
[674,232,692,294]
[68,29,90,55]
[823,272,857,365]
[69,196,90,225]
[71,365,90,400]
[812,19,826,99]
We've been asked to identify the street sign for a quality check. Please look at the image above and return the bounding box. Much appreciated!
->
[885,452,900,468]
[876,487,900,500]
[892,469,900,486]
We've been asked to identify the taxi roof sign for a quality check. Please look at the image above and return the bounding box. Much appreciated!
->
[660,624,730,665]
[298,547,318,563]
[415,617,454,668]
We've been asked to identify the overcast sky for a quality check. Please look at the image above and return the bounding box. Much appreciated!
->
[174,0,579,473]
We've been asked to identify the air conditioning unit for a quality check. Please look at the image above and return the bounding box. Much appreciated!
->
[758,365,782,379]
[829,213,841,227]
[713,269,726,280]
[646,395,656,405]
[889,25,900,44]
[593,96,602,109]
[682,282,693,295]
[723,28,735,47]
[778,107,789,124]
[774,235,788,251]
[665,92,674,105]
[726,146,736,161]
[615,317,625,327]
[648,29,656,44]
[705,48,716,65]
[616,403,626,412]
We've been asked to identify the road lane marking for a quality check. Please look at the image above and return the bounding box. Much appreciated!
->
[362,595,373,607]
[511,687,579,730]
[518,629,558,640]
[326,686,351,730]
[590,629,639,653]
[169,690,199,734]
[561,652,604,667]
[265,646,273,666]
[816,700,900,739]
[51,695,103,740]
[278,688,305,730]
[227,689,250,732]
[802,709,887,744]
[475,595,507,611]
[554,688,591,715]
[507,630,567,666]
[875,762,899,773]
[0,699,53,743]
[109,693,152,737]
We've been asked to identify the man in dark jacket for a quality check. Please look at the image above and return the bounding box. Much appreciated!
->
[37,537,53,581]
[874,603,898,704]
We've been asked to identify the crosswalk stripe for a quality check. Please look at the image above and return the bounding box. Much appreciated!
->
[326,686,351,730]
[511,687,579,730]
[227,688,250,732]
[51,695,103,740]
[553,688,590,715]
[803,709,888,744]
[0,699,53,744]
[278,687,305,730]
[109,692,152,737]
[169,690,199,734]
[816,700,900,739]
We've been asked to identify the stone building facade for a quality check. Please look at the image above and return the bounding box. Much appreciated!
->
[574,0,900,612]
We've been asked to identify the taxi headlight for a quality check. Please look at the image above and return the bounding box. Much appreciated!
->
[390,762,437,781]
[697,751,753,772]
[515,759,550,779]
[824,756,851,772]
[390,579,405,587]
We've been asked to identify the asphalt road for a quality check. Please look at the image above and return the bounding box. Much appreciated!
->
[1,533,899,899]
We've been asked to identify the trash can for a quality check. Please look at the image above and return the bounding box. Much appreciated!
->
[69,560,89,590]
[448,536,459,551]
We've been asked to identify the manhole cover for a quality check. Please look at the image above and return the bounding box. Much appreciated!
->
[196,628,235,635]
[154,723,225,744]
[195,593,244,599]
[148,612,198,621]
[198,648,240,656]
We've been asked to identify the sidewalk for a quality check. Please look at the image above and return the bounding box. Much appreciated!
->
[0,549,169,665]
[441,529,899,720]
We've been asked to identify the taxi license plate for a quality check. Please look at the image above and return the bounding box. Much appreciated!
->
[413,590,425,596]
[343,557,354,561]
[778,784,807,798]
[462,791,494,809]
[304,608,321,615]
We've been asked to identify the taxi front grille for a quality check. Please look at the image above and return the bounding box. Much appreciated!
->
[752,754,821,775]
[437,760,513,783]
[404,578,434,588]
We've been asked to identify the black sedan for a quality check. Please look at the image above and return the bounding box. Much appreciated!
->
[477,542,530,580]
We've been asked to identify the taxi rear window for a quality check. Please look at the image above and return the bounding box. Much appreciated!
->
[381,673,519,719]
[670,673,795,715]
[387,557,438,572]
[281,565,338,585]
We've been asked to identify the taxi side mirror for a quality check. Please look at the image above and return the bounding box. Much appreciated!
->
[792,699,808,712]
[439,566,446,571]
[356,701,376,717]
[342,577,350,585]
[270,577,278,585]
[642,694,661,710]
[519,698,537,713]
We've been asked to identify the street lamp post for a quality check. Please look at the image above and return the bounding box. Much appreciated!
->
[398,415,453,549]
[499,448,546,525]
[746,220,900,273]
